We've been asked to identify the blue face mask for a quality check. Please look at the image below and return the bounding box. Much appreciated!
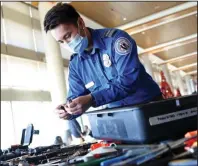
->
[67,33,88,54]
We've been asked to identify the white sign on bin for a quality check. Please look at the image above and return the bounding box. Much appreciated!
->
[149,107,197,126]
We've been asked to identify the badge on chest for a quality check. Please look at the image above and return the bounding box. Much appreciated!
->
[103,54,111,68]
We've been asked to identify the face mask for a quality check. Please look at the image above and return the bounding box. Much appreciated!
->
[61,43,75,53]
[67,32,88,54]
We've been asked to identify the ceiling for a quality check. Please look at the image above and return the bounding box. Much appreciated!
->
[171,56,197,67]
[156,41,197,60]
[31,2,197,77]
[132,13,197,48]
[183,66,197,73]
[71,2,184,27]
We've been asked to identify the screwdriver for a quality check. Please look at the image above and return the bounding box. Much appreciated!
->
[73,155,118,166]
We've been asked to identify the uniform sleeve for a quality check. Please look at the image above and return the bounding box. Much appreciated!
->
[67,62,89,119]
[67,63,89,100]
[91,30,141,107]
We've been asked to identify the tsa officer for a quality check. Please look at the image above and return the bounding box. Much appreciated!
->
[44,3,162,120]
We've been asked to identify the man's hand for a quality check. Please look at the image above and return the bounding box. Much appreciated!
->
[66,94,92,115]
[55,104,71,120]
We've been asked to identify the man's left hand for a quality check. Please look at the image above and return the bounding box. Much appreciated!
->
[66,94,92,115]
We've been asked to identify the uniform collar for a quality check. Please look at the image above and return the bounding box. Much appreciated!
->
[79,28,106,60]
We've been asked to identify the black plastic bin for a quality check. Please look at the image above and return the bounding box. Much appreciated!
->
[86,94,197,143]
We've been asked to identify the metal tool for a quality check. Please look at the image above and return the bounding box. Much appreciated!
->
[111,135,197,166]
[61,99,73,120]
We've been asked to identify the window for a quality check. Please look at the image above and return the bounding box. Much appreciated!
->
[2,2,35,50]
[38,62,50,91]
[31,7,45,53]
[1,55,11,86]
[1,102,15,150]
[1,101,67,148]
[1,6,5,43]
[7,56,40,90]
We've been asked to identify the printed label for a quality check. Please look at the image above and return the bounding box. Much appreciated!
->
[149,107,197,126]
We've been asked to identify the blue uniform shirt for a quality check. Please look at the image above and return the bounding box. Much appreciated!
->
[67,28,161,119]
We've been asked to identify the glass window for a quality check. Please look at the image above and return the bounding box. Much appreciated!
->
[7,56,40,90]
[11,102,66,147]
[2,2,35,50]
[1,101,15,150]
[1,55,11,86]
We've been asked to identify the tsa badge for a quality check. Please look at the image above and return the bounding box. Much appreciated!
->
[103,54,111,67]
[115,37,132,55]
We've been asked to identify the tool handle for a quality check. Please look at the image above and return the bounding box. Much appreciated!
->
[100,155,128,166]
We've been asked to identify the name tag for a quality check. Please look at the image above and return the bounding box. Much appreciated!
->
[85,81,95,89]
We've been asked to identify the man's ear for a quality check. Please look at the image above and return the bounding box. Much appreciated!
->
[77,17,87,36]
[78,17,85,29]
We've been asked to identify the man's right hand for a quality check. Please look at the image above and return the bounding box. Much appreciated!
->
[55,104,71,120]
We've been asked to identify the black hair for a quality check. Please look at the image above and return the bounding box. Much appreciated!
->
[44,3,80,33]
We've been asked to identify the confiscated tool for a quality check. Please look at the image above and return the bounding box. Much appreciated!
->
[69,147,118,164]
[72,153,120,166]
[111,135,197,166]
[24,143,92,165]
[29,144,60,155]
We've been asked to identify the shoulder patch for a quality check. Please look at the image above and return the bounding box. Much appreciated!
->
[103,29,117,38]
[115,37,132,55]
